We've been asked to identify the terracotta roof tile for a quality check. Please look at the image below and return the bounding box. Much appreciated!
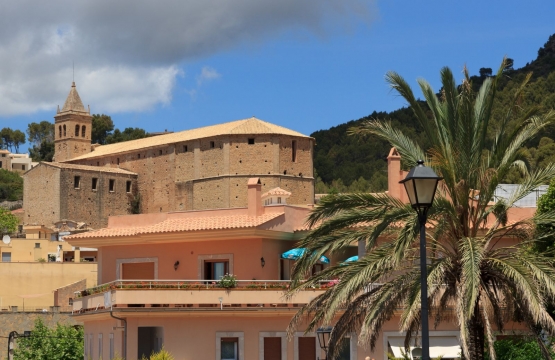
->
[41,162,137,175]
[65,212,284,240]
[65,117,310,162]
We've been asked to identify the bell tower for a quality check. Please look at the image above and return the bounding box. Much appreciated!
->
[54,82,92,162]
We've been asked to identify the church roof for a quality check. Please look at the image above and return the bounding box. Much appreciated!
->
[65,117,311,162]
[59,82,88,113]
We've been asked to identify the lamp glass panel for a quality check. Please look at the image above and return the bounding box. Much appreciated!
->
[414,179,437,205]
[403,180,417,206]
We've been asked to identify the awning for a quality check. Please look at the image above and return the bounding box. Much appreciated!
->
[388,336,461,359]
[281,248,330,264]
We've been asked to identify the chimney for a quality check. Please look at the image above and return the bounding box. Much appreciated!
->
[387,147,402,200]
[247,178,263,216]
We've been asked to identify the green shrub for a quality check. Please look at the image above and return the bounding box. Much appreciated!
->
[218,274,237,289]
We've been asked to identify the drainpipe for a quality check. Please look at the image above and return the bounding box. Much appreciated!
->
[110,307,127,359]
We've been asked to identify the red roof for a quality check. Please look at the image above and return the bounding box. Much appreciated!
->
[65,212,284,240]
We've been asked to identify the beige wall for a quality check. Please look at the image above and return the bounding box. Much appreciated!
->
[82,314,367,360]
[0,262,96,309]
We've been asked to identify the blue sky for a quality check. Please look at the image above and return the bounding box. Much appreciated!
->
[1,1,554,152]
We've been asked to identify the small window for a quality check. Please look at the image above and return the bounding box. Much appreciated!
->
[210,141,215,148]
[92,178,98,191]
[221,338,238,360]
[277,197,282,204]
[117,158,120,165]
[2,252,11,262]
[82,125,86,137]
[35,243,40,249]
[75,124,80,137]
[109,179,115,192]
[98,334,103,359]
[183,145,188,152]
[126,181,132,193]
[74,176,81,189]
[292,140,297,162]
[97,161,99,166]
[58,126,62,138]
[63,125,66,137]
[248,138,255,145]
[21,165,25,171]
[68,298,73,305]
[159,150,163,156]
[138,154,141,159]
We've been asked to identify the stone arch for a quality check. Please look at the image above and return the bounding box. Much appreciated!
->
[82,125,86,138]
[75,124,80,137]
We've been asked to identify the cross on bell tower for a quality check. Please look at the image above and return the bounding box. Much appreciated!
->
[53,82,92,162]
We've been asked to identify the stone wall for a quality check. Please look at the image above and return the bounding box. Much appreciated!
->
[0,312,79,360]
[59,168,138,229]
[23,165,61,226]
[71,133,314,215]
[54,279,87,312]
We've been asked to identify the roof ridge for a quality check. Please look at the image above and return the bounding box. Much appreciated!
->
[65,117,310,162]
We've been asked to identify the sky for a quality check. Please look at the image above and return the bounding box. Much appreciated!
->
[1,0,554,153]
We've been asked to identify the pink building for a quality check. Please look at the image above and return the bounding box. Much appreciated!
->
[68,149,533,360]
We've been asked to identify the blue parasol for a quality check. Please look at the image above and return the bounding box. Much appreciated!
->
[281,248,330,264]
[343,255,358,263]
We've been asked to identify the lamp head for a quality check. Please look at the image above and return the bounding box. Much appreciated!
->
[399,160,442,216]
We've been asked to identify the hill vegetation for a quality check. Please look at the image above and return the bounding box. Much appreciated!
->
[313,33,555,193]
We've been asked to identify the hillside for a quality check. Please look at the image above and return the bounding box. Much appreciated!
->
[312,33,555,193]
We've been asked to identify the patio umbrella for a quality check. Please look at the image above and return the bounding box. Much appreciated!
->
[343,255,358,263]
[281,248,330,264]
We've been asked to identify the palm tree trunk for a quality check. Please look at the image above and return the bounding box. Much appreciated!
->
[467,304,485,360]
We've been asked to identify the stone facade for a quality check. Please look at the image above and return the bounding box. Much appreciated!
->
[24,163,138,229]
[0,312,78,360]
[54,279,87,312]
[70,133,314,215]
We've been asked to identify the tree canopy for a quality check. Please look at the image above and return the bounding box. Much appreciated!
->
[14,318,83,360]
[288,59,555,360]
[0,169,23,201]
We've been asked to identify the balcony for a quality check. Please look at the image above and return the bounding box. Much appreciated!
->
[73,280,330,313]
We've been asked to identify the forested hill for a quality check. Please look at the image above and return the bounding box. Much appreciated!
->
[311,33,555,194]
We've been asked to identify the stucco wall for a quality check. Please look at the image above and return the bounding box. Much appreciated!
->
[0,262,96,310]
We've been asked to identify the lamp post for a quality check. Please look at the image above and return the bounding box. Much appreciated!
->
[316,326,333,360]
[399,160,442,360]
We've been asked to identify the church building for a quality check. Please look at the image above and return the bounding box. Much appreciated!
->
[23,83,315,229]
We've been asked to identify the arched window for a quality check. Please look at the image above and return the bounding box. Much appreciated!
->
[82,125,86,138]
[75,125,80,137]
[58,126,62,138]
[63,125,66,137]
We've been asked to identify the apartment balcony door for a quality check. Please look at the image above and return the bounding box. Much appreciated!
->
[205,260,229,280]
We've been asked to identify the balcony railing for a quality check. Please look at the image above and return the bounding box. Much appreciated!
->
[72,279,350,313]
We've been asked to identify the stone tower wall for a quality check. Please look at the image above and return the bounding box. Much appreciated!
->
[54,112,92,162]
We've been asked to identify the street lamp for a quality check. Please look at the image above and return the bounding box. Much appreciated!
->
[316,326,333,360]
[399,160,442,360]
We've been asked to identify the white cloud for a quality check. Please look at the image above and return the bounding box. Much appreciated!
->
[197,67,221,86]
[0,0,374,117]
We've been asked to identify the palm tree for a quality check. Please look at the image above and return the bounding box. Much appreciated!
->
[287,59,555,360]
